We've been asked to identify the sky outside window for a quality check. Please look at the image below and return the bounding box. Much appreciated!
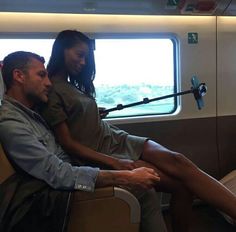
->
[94,38,174,86]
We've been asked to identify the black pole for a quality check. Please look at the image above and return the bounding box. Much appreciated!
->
[102,89,194,114]
[100,77,207,115]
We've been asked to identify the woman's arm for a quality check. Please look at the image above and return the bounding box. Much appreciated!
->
[53,121,137,170]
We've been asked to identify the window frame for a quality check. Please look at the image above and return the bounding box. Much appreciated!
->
[91,33,179,119]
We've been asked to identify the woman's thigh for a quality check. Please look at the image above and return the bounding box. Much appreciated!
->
[134,159,188,193]
[140,140,196,179]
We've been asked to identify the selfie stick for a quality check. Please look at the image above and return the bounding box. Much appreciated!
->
[100,76,207,114]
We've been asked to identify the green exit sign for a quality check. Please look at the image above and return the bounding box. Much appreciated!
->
[188,32,198,44]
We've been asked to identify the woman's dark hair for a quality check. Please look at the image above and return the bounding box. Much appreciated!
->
[47,30,96,98]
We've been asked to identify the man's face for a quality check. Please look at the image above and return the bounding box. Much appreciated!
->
[23,58,51,104]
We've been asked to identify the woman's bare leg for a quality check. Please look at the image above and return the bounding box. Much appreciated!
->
[135,160,193,232]
[141,140,236,220]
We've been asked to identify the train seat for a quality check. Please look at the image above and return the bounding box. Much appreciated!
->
[0,144,140,232]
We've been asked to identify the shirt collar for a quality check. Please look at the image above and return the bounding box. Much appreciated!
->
[3,95,50,128]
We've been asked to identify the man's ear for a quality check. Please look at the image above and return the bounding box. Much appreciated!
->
[12,69,25,84]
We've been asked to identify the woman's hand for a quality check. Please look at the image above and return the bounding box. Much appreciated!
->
[98,107,109,119]
[111,158,137,170]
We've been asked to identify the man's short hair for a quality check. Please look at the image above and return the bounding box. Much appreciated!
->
[1,51,45,90]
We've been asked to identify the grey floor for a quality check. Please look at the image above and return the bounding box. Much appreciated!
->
[163,204,236,232]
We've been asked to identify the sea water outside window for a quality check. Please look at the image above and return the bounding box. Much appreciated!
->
[0,37,177,118]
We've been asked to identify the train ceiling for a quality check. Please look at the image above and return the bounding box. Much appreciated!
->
[0,0,236,16]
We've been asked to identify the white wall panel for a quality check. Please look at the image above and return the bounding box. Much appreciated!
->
[217,17,236,116]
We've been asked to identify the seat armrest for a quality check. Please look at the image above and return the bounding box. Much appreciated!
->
[67,187,140,232]
[73,186,114,201]
[114,187,140,223]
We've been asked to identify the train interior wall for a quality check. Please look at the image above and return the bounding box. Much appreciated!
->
[0,13,236,179]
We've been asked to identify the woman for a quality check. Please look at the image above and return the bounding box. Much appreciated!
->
[41,30,236,231]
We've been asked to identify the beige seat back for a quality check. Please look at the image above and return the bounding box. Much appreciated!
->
[0,144,15,184]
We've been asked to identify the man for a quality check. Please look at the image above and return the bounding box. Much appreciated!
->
[0,51,167,232]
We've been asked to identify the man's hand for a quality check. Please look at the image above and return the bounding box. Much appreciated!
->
[128,167,160,190]
[96,167,160,191]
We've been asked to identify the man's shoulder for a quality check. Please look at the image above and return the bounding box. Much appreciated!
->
[0,100,28,124]
[0,101,29,143]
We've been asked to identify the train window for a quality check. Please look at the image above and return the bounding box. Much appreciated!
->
[94,38,177,118]
[0,39,54,64]
[0,37,177,118]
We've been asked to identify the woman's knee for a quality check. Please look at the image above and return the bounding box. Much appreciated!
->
[171,152,199,179]
[143,140,193,169]
[172,152,191,166]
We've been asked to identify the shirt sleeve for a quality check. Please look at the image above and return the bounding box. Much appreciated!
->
[41,89,68,127]
[0,117,99,192]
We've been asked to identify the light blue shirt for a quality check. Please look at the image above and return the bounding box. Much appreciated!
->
[0,95,99,191]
